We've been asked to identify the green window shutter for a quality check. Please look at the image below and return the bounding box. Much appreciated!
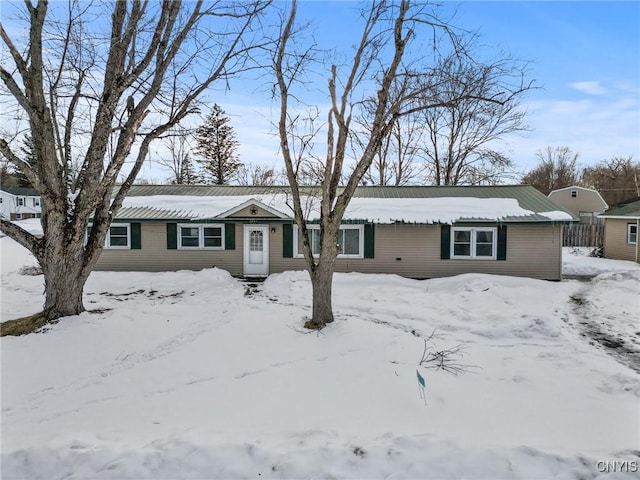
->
[167,223,177,250]
[440,224,451,260]
[283,223,293,258]
[225,223,236,250]
[497,225,507,261]
[364,223,375,258]
[130,223,141,249]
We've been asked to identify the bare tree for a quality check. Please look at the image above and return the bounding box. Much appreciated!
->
[157,127,200,185]
[274,0,530,329]
[360,111,424,186]
[583,156,639,205]
[236,162,277,186]
[417,52,530,185]
[0,0,270,335]
[522,146,582,195]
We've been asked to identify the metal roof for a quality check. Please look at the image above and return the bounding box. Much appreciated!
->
[122,184,575,222]
[599,198,640,218]
[112,206,193,221]
[124,185,278,197]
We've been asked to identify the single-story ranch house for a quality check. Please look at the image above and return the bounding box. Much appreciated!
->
[599,198,640,263]
[94,184,576,280]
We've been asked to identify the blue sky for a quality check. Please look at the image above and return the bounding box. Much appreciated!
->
[143,1,640,181]
[2,0,636,181]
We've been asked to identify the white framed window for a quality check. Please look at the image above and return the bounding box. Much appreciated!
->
[107,224,130,248]
[86,223,131,249]
[451,227,497,260]
[15,213,23,220]
[628,223,637,245]
[294,224,364,258]
[178,224,225,249]
[571,190,577,198]
[33,198,40,207]
[17,197,24,206]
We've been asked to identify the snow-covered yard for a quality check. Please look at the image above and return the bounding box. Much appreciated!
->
[1,232,639,479]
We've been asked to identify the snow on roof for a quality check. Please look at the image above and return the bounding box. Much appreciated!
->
[536,210,574,221]
[344,197,573,223]
[122,194,573,224]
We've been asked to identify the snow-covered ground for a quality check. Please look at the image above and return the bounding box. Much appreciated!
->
[1,231,639,479]
[563,246,640,277]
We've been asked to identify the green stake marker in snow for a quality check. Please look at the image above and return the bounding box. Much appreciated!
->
[416,370,426,405]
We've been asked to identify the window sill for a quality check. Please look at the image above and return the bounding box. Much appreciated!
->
[450,256,497,261]
[293,254,364,259]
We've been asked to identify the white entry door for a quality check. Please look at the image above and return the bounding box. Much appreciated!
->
[243,225,269,276]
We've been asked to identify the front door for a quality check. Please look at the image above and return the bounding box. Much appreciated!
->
[243,225,269,276]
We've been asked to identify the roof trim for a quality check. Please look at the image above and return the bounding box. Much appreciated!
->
[548,185,608,209]
[549,185,595,193]
[109,206,194,221]
[215,198,291,219]
[599,215,640,220]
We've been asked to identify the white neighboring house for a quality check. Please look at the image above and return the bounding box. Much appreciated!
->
[0,186,42,221]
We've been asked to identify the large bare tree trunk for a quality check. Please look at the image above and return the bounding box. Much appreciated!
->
[0,0,270,335]
[308,267,334,328]
[274,0,531,330]
[306,233,339,328]
[41,242,92,319]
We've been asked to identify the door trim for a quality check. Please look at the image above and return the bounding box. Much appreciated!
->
[243,224,269,277]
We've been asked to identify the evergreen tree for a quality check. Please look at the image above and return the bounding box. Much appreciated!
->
[195,104,241,184]
[15,134,36,188]
[180,155,200,184]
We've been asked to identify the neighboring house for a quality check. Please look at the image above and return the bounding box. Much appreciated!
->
[599,198,640,263]
[548,186,608,224]
[93,184,576,281]
[0,186,42,220]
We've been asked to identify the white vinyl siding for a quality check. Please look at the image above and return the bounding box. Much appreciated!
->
[269,224,562,280]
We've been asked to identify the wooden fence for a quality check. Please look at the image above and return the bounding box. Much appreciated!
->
[562,224,604,247]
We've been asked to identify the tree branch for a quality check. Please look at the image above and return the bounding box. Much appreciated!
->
[0,23,28,78]
[0,67,31,114]
[0,138,43,190]
[0,218,42,259]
